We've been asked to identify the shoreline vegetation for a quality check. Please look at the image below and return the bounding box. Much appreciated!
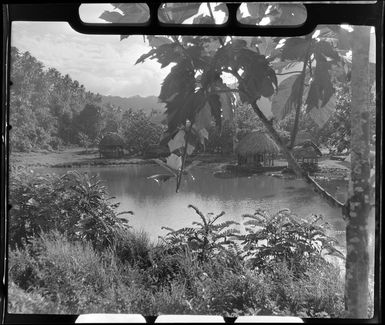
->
[8,167,352,317]
[8,148,359,316]
[10,146,349,175]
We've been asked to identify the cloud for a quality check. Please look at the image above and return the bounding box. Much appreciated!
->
[11,22,170,97]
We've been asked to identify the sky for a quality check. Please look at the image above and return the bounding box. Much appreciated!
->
[11,4,375,99]
[11,4,171,98]
[10,3,230,98]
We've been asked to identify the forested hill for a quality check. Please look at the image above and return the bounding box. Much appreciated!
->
[9,47,164,152]
[101,95,165,114]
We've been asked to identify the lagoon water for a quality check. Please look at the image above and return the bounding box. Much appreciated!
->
[39,164,347,244]
[34,163,377,278]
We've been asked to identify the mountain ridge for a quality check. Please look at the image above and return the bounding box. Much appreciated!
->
[101,94,166,114]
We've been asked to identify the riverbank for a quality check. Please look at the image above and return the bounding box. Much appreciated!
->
[10,147,350,171]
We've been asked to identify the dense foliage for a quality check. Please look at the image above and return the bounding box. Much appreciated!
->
[9,168,132,250]
[121,109,165,155]
[10,47,102,151]
[10,47,165,154]
[100,3,361,191]
[8,170,352,317]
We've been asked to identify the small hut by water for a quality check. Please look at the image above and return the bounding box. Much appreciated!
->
[98,133,125,158]
[235,131,279,167]
[292,141,322,166]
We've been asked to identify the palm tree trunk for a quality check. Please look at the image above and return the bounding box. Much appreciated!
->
[344,25,371,318]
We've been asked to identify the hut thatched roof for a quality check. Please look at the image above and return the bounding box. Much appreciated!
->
[294,131,313,145]
[99,133,124,148]
[235,132,279,156]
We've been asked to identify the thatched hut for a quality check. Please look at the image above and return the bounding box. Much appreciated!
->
[235,131,279,167]
[294,131,314,146]
[292,141,322,166]
[98,133,124,158]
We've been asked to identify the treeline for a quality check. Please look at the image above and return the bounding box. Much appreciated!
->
[9,47,164,153]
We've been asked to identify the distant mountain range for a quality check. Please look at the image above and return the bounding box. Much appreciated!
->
[101,95,166,114]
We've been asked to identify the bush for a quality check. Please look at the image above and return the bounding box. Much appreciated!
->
[237,209,345,276]
[7,201,347,317]
[9,169,131,251]
[115,229,152,269]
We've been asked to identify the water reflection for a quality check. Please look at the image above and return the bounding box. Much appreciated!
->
[43,164,345,242]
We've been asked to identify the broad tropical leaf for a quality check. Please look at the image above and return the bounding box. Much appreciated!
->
[147,36,173,48]
[147,174,174,184]
[152,158,178,176]
[280,37,310,61]
[100,3,149,23]
[271,74,301,120]
[168,129,186,152]
[306,59,334,111]
[166,153,182,170]
[309,94,337,127]
[158,3,201,24]
[159,61,195,102]
[270,4,307,26]
[194,102,213,131]
[315,40,340,61]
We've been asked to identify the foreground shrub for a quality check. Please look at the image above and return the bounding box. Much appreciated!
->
[237,209,345,275]
[9,168,132,250]
[160,204,241,263]
[114,229,152,269]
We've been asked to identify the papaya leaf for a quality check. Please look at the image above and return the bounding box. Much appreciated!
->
[271,74,301,120]
[99,11,125,23]
[100,4,149,23]
[257,37,276,57]
[328,25,353,51]
[159,3,201,24]
[306,59,334,111]
[271,4,307,26]
[159,62,195,103]
[207,93,222,127]
[194,102,213,131]
[245,3,269,23]
[308,94,337,127]
[168,129,186,152]
[281,37,310,61]
[147,174,174,184]
[166,153,182,171]
[315,40,340,61]
[156,43,185,68]
[135,49,156,64]
[147,36,173,48]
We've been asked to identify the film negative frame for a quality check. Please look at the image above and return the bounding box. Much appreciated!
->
[1,1,383,323]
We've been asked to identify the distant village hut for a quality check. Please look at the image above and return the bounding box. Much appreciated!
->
[98,133,125,158]
[235,132,279,167]
[292,140,322,166]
